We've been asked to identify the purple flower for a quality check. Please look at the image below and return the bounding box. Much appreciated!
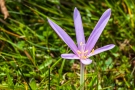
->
[48,7,115,65]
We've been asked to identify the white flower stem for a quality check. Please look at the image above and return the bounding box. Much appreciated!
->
[80,62,85,90]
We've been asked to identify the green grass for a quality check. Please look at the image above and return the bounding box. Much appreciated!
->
[0,0,135,89]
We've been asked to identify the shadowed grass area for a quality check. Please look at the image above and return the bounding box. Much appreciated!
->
[0,0,134,89]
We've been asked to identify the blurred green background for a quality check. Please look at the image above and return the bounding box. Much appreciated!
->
[0,0,135,89]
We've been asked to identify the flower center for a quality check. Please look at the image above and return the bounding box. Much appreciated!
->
[77,42,88,59]
[77,42,95,60]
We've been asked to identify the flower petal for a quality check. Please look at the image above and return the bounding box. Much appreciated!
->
[48,19,78,55]
[80,59,92,65]
[74,7,85,49]
[88,44,115,57]
[61,53,79,59]
[85,9,111,54]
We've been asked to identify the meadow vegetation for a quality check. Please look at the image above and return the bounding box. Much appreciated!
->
[0,0,135,89]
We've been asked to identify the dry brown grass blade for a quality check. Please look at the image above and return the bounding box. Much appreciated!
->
[0,0,9,19]
[0,27,26,40]
[23,50,38,70]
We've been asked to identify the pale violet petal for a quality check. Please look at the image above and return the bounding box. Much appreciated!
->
[86,9,111,54]
[88,44,115,57]
[61,53,79,59]
[48,19,78,55]
[80,59,92,65]
[74,7,85,49]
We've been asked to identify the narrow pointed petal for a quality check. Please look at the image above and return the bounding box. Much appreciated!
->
[48,19,78,55]
[88,44,115,57]
[86,9,111,53]
[61,53,79,59]
[80,59,92,65]
[74,7,85,49]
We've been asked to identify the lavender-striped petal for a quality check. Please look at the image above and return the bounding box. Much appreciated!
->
[48,19,78,55]
[88,44,115,57]
[74,7,85,49]
[86,9,111,54]
[61,53,79,59]
[80,59,92,65]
